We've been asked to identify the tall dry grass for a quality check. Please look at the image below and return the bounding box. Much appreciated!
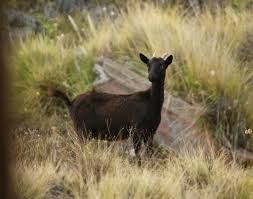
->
[11,2,253,198]
[13,3,253,147]
[80,2,253,149]
[12,34,95,125]
[12,127,253,199]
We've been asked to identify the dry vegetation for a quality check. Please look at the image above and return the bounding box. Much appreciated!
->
[11,1,253,198]
[82,3,253,149]
[12,127,253,199]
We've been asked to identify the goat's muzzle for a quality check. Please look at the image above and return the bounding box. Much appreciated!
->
[148,74,155,82]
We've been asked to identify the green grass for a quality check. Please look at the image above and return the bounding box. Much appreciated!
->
[12,34,95,125]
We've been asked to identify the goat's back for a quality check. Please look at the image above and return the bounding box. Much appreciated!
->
[69,90,151,139]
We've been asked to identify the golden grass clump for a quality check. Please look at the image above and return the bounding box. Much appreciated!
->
[12,127,253,199]
[81,2,253,148]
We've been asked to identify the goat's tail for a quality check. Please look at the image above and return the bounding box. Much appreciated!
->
[42,86,72,108]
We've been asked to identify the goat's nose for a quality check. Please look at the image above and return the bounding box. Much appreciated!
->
[148,74,154,82]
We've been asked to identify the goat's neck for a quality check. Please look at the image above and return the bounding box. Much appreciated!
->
[150,80,164,114]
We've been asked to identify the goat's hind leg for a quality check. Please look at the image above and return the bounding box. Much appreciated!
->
[143,134,155,157]
[132,134,142,166]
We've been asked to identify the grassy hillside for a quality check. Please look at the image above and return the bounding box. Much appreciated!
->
[82,3,253,150]
[14,2,253,147]
[11,1,253,198]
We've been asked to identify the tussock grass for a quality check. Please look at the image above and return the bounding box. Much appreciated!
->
[11,2,253,198]
[13,2,253,147]
[80,3,253,149]
[13,127,253,199]
[12,34,94,124]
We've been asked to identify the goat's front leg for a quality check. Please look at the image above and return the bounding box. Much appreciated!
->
[143,133,154,156]
[133,134,141,155]
[132,134,142,165]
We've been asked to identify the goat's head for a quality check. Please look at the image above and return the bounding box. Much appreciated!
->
[139,53,173,83]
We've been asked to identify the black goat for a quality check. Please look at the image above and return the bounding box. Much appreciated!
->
[48,53,173,156]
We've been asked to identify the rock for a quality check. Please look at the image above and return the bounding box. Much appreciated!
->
[89,4,119,21]
[44,0,118,21]
[93,63,110,86]
[56,0,87,13]
[46,184,74,199]
[95,57,213,155]
[44,2,59,18]
[5,9,43,33]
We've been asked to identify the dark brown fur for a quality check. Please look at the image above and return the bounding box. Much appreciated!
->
[48,53,173,155]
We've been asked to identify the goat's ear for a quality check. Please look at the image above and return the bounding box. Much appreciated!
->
[163,55,173,69]
[139,53,149,64]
